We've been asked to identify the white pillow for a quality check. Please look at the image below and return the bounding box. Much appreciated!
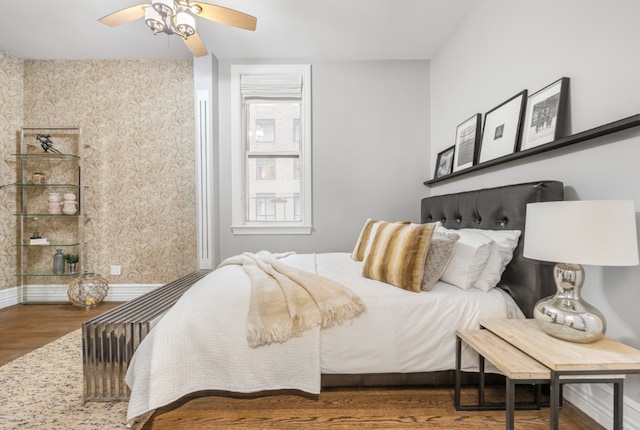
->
[463,229,521,291]
[438,227,494,289]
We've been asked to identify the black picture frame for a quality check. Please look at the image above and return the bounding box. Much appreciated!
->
[452,114,481,172]
[434,145,455,178]
[520,77,569,150]
[478,90,527,164]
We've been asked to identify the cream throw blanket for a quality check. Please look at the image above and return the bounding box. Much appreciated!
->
[219,251,366,347]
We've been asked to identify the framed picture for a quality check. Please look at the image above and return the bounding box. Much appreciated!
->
[520,77,569,150]
[434,145,455,178]
[452,114,481,172]
[478,90,527,164]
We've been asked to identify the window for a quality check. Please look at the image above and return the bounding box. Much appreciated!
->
[293,158,300,180]
[255,158,276,180]
[231,65,312,235]
[255,119,275,143]
[254,193,276,220]
[293,118,300,143]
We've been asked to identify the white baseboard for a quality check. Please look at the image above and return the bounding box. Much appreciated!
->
[0,287,20,309]
[564,382,640,430]
[0,284,162,308]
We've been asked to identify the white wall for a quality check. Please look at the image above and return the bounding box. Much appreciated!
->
[430,1,640,428]
[217,60,430,259]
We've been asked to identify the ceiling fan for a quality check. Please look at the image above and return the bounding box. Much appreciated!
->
[99,0,257,57]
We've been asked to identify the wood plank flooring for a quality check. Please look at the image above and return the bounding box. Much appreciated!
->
[0,301,121,366]
[0,303,604,429]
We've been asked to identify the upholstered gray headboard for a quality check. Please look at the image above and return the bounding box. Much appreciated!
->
[420,180,564,318]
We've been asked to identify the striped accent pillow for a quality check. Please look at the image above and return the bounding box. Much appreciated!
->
[362,221,435,292]
[351,218,380,261]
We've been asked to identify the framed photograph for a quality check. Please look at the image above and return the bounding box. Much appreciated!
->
[434,145,455,178]
[452,114,481,172]
[520,77,569,150]
[478,90,527,164]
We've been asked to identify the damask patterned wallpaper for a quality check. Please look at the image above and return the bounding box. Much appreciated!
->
[0,54,197,290]
[0,50,23,291]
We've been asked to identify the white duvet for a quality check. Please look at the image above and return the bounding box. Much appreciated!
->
[125,252,524,424]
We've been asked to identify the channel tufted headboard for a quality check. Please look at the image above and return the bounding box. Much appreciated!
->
[420,180,564,318]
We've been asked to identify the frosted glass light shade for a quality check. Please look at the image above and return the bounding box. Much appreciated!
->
[524,200,639,266]
[153,0,176,16]
[145,7,165,34]
[175,12,196,37]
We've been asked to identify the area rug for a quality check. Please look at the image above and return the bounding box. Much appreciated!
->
[0,329,145,430]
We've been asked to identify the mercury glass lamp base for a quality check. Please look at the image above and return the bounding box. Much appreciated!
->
[533,262,606,344]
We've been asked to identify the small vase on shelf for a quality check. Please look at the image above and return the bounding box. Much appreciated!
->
[53,248,65,275]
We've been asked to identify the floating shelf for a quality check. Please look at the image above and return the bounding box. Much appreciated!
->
[13,153,80,161]
[15,272,78,277]
[424,114,640,186]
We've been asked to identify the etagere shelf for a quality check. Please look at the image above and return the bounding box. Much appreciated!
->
[424,114,640,186]
[11,126,86,302]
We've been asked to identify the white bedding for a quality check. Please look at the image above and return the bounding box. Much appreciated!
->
[315,253,524,373]
[125,252,524,423]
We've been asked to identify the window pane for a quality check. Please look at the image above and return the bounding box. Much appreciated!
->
[246,157,301,222]
[248,102,300,153]
[255,158,276,180]
[254,193,276,220]
[293,118,300,143]
[255,119,275,143]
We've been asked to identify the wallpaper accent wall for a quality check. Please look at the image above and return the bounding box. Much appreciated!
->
[0,50,24,291]
[20,59,197,285]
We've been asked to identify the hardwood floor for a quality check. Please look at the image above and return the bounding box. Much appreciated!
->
[0,303,604,429]
[0,301,121,366]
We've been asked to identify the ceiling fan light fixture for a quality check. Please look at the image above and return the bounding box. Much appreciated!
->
[152,0,176,17]
[99,1,256,57]
[144,7,166,34]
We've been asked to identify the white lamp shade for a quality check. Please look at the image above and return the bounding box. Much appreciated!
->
[524,200,639,266]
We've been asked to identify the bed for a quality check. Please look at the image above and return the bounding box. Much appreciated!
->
[124,180,564,425]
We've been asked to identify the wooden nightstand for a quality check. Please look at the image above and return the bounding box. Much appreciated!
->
[456,319,640,430]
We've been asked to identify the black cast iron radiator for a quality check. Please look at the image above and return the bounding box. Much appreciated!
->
[81,269,213,401]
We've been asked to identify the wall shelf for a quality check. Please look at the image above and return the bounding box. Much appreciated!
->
[424,114,640,186]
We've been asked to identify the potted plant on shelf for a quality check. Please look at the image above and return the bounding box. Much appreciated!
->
[32,171,46,184]
[64,254,79,274]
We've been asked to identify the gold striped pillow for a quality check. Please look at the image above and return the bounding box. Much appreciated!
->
[351,218,380,261]
[362,221,435,292]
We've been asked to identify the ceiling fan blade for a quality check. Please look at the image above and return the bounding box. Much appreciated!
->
[191,2,257,31]
[183,32,208,57]
[98,4,148,27]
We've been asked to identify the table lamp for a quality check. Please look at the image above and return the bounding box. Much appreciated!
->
[524,200,639,343]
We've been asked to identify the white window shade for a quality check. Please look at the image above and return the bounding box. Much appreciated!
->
[240,74,303,100]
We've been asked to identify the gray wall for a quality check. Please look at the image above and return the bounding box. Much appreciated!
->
[216,60,430,259]
[429,0,640,425]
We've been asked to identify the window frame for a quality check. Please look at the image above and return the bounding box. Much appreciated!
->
[230,64,312,235]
